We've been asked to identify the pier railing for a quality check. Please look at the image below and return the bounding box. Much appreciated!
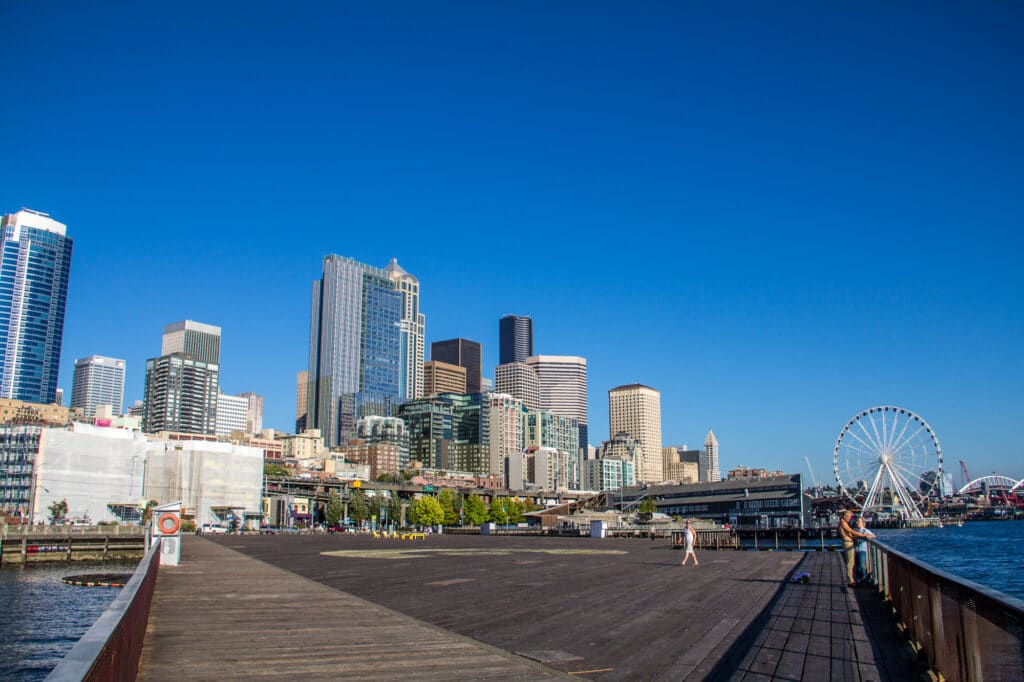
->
[45,537,161,682]
[867,539,1024,682]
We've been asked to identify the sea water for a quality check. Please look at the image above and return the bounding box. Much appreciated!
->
[874,520,1024,601]
[0,561,136,680]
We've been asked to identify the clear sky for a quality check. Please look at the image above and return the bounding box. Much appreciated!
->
[1,2,1021,481]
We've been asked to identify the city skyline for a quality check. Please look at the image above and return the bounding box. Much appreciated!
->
[1,4,1021,478]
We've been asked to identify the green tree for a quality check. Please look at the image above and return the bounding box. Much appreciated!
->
[48,498,68,523]
[507,498,526,525]
[638,498,657,520]
[325,491,343,526]
[387,495,403,526]
[264,463,290,477]
[348,489,369,524]
[489,497,510,526]
[438,488,458,526]
[463,494,488,525]
[409,496,444,527]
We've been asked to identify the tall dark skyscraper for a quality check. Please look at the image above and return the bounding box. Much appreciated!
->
[0,209,73,404]
[142,320,222,435]
[430,338,482,393]
[499,314,533,365]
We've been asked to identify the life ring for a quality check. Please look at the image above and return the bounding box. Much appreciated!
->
[158,513,181,535]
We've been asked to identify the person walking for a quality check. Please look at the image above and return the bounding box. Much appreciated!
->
[838,509,869,587]
[681,520,699,566]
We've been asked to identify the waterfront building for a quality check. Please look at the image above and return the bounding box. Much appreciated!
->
[430,338,482,393]
[238,392,263,434]
[161,320,221,364]
[397,393,488,475]
[423,360,467,396]
[526,355,588,453]
[727,466,784,480]
[608,384,663,484]
[0,424,45,516]
[145,434,263,527]
[582,455,635,492]
[0,209,73,405]
[494,362,540,410]
[701,429,721,483]
[487,393,526,481]
[340,441,405,480]
[524,410,579,489]
[663,446,699,483]
[71,355,126,418]
[620,474,809,528]
[307,255,425,447]
[295,370,309,432]
[215,393,249,436]
[142,353,219,435]
[499,314,533,364]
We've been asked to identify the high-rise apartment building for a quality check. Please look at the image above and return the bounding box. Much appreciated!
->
[71,355,126,417]
[526,355,588,452]
[430,338,482,393]
[499,315,533,364]
[423,360,467,396]
[161,320,221,364]
[525,409,580,488]
[487,393,526,481]
[608,384,663,484]
[142,354,219,434]
[494,362,540,410]
[397,393,488,474]
[307,255,425,447]
[701,429,721,483]
[0,209,73,404]
[662,446,699,483]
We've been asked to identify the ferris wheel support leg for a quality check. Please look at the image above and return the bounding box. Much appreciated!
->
[885,463,924,521]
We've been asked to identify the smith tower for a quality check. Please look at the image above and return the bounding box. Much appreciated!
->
[0,209,73,404]
[308,255,425,447]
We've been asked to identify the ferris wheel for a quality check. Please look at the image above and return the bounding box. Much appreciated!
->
[833,406,942,520]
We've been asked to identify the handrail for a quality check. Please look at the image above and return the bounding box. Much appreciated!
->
[45,537,162,682]
[867,538,1024,682]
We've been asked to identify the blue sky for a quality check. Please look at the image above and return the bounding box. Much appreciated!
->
[1,2,1021,481]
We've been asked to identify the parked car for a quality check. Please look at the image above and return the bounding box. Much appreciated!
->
[198,523,228,535]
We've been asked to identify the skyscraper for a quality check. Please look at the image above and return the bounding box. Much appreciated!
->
[0,209,73,404]
[430,338,482,393]
[295,370,309,432]
[494,362,540,410]
[161,320,221,364]
[608,384,663,484]
[238,392,264,434]
[701,429,721,483]
[499,315,533,364]
[526,355,588,451]
[71,355,126,417]
[143,320,221,435]
[423,361,467,396]
[307,255,425,447]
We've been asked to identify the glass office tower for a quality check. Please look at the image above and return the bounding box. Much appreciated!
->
[0,209,73,404]
[308,255,424,448]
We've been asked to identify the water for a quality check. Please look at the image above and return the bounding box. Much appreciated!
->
[874,520,1024,601]
[0,561,136,680]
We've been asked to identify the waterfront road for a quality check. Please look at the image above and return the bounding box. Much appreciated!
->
[139,534,918,680]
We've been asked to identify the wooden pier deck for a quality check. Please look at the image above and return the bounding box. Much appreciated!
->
[138,535,918,680]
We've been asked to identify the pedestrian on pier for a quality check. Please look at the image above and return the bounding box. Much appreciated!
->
[854,516,876,584]
[838,510,868,587]
[681,520,699,566]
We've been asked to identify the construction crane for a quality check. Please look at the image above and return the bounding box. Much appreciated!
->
[960,460,971,490]
[805,456,820,490]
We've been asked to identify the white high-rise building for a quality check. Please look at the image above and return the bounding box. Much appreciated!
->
[385,259,426,401]
[215,394,249,436]
[608,384,663,484]
[71,355,126,417]
[494,362,540,410]
[701,429,721,482]
[487,393,525,481]
[525,355,587,451]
